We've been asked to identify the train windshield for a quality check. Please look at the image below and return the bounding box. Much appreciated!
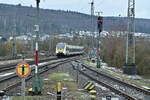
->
[56,43,65,49]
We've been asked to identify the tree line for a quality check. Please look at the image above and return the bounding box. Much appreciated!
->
[0,4,150,38]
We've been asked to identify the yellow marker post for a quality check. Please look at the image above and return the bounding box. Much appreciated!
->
[89,90,97,94]
[28,88,33,95]
[89,90,97,100]
[56,82,62,100]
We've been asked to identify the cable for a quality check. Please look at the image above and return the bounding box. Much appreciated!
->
[18,0,26,5]
[96,0,105,5]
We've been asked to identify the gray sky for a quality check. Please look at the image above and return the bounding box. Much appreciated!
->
[0,0,149,19]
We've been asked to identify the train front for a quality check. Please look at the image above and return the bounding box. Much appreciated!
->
[56,43,66,56]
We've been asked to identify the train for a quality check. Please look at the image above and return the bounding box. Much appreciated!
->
[56,43,84,56]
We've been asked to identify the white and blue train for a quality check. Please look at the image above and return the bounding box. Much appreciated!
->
[56,43,84,56]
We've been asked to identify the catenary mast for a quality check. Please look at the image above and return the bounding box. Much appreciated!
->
[123,0,136,75]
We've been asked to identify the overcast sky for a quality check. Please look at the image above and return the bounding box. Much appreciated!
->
[0,0,149,19]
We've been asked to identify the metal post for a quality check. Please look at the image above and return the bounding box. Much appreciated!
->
[12,5,19,58]
[12,19,17,58]
[21,54,25,100]
[21,78,25,100]
[97,25,100,68]
[12,31,16,57]
[31,36,34,54]
[35,0,40,77]
[77,63,79,83]
[96,32,101,68]
[90,0,95,49]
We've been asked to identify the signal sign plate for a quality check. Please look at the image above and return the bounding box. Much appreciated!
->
[16,62,31,78]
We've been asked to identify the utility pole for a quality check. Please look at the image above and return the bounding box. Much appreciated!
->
[26,14,35,54]
[3,16,7,38]
[12,5,18,58]
[89,0,95,58]
[32,0,43,95]
[123,0,136,75]
[90,0,94,17]
[90,0,94,48]
[12,22,17,58]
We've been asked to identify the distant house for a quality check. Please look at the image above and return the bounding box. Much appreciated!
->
[55,33,73,39]
[41,34,50,41]
[8,35,31,44]
[16,35,31,41]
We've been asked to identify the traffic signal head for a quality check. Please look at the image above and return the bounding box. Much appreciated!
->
[97,16,103,33]
[36,0,40,3]
[36,0,40,8]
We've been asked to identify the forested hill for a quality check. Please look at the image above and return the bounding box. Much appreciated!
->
[0,3,150,37]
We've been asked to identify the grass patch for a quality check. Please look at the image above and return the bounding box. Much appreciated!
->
[12,96,45,100]
[45,73,88,99]
[46,73,77,90]
[0,59,22,63]
[73,93,90,100]
[12,73,87,100]
[141,74,150,79]
[99,68,150,87]
[48,73,72,81]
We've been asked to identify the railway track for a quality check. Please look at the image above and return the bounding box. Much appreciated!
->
[74,61,150,100]
[0,56,57,73]
[0,57,59,83]
[0,52,54,61]
[0,56,82,96]
[0,56,21,61]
